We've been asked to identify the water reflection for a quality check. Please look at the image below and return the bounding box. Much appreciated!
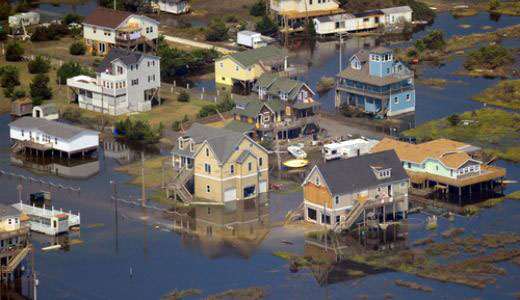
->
[304,224,407,286]
[173,197,271,259]
[10,153,100,180]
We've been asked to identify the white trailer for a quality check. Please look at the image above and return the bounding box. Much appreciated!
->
[8,12,40,29]
[237,30,270,49]
[322,138,378,161]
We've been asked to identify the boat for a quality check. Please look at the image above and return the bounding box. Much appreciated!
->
[283,159,309,168]
[287,145,307,159]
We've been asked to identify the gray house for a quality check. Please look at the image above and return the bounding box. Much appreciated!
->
[302,150,409,230]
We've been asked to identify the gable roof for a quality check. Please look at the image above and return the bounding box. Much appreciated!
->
[232,96,285,118]
[8,117,98,140]
[0,204,20,218]
[380,6,413,14]
[253,74,315,101]
[370,138,481,169]
[338,48,413,86]
[312,150,408,196]
[83,7,132,29]
[236,150,257,164]
[223,120,255,134]
[35,103,59,116]
[221,45,287,68]
[96,48,145,73]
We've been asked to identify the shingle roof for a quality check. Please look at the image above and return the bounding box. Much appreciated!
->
[36,103,59,116]
[315,150,408,195]
[253,74,315,101]
[186,124,246,164]
[232,97,285,118]
[236,150,256,164]
[370,138,479,169]
[223,45,287,67]
[0,204,20,218]
[370,46,392,55]
[96,48,144,73]
[224,120,255,134]
[83,7,132,29]
[8,117,98,140]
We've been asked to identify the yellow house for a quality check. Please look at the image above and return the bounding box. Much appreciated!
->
[170,124,270,203]
[215,45,288,87]
[270,0,345,29]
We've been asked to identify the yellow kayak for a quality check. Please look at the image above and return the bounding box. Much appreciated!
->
[283,159,309,168]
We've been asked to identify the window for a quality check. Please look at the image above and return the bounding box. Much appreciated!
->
[207,207,211,215]
[220,63,224,68]
[93,27,97,33]
[21,129,24,137]
[206,148,209,157]
[204,163,211,174]
[248,67,252,72]
[206,185,211,193]
[307,208,317,221]
[315,176,320,186]
[309,0,312,4]
[8,219,11,225]
[406,94,411,101]
[377,187,381,193]
[131,65,134,71]
[230,164,235,174]
[335,196,339,204]
[375,16,380,24]
[248,162,252,171]
[235,66,239,71]
[407,162,411,168]
[259,157,263,167]
[363,17,369,22]
[394,97,399,104]
[336,216,340,224]
[55,138,58,144]
[436,166,439,171]
[387,68,390,74]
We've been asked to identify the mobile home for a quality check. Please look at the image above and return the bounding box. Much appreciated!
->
[322,138,378,161]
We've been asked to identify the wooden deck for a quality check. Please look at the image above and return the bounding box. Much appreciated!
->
[278,8,345,19]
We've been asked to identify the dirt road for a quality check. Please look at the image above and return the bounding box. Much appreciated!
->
[160,34,235,54]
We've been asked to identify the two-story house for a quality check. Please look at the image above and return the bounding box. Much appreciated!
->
[370,138,507,201]
[335,47,415,117]
[169,124,270,204]
[0,204,31,279]
[82,7,159,56]
[224,75,319,140]
[270,0,345,30]
[215,45,305,88]
[152,0,190,14]
[67,48,161,115]
[302,150,409,230]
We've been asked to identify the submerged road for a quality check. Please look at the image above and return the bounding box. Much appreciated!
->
[160,33,235,54]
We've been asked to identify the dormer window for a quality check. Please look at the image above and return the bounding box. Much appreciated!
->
[372,166,391,179]
[315,176,320,186]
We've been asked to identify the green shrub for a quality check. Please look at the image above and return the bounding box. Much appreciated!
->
[249,0,267,16]
[463,45,514,70]
[205,19,228,42]
[10,87,26,101]
[305,20,316,36]
[447,114,460,126]
[0,2,11,21]
[61,13,83,25]
[115,118,162,142]
[31,23,69,42]
[171,120,182,131]
[177,90,190,102]
[256,16,278,35]
[418,30,445,50]
[56,61,93,85]
[5,43,24,62]
[225,15,238,23]
[489,0,501,10]
[30,74,52,102]
[197,105,218,118]
[69,42,86,55]
[0,66,20,88]
[28,56,51,74]
[0,29,7,41]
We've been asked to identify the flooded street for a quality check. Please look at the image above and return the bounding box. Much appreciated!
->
[3,3,520,299]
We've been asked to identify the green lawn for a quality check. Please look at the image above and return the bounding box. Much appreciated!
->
[473,80,520,110]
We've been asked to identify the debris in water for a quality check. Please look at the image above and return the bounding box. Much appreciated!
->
[42,245,61,251]
[412,237,435,247]
[85,223,104,228]
[68,239,83,245]
[204,287,268,300]
[442,227,465,238]
[395,280,433,292]
[482,232,520,248]
[281,240,294,245]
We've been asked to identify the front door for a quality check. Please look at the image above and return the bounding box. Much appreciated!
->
[388,184,392,196]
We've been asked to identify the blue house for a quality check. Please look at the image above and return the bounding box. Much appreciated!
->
[335,47,415,117]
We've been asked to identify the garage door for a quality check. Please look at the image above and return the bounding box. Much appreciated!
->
[259,181,267,193]
[224,188,236,202]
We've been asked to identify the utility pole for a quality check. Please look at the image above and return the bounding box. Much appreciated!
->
[111,180,119,253]
[161,159,165,189]
[113,0,116,10]
[32,247,37,300]
[141,152,146,207]
[275,130,281,180]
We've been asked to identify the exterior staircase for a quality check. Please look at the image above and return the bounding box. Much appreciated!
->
[169,167,194,204]
[333,196,368,233]
[1,245,31,274]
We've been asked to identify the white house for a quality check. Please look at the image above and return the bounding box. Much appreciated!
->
[313,6,412,35]
[32,103,59,120]
[67,48,161,115]
[153,0,190,14]
[8,117,99,158]
[381,6,413,25]
[82,7,159,56]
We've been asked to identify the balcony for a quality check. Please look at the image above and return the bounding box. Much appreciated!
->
[336,83,414,99]
[115,28,144,47]
[256,114,319,132]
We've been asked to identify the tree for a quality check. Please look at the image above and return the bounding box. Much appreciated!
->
[30,74,52,102]
[28,56,51,74]
[5,43,24,62]
[61,13,83,25]
[256,16,278,36]
[115,118,162,142]
[177,90,190,102]
[0,29,7,41]
[205,19,228,42]
[416,30,445,51]
[216,94,235,112]
[57,62,92,84]
[69,42,86,55]
[0,66,20,88]
[249,0,267,16]
[10,88,26,101]
[447,114,460,126]
[0,2,11,21]
[31,23,69,42]
[463,45,515,70]
[489,0,501,10]
[171,120,182,131]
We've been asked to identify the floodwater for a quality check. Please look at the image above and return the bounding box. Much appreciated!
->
[4,6,520,299]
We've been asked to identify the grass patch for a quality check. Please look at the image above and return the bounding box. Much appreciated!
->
[204,287,268,300]
[490,1,520,16]
[426,222,438,230]
[162,288,202,299]
[114,156,175,189]
[395,280,433,293]
[474,79,520,110]
[451,8,479,17]
[481,232,520,248]
[507,191,520,200]
[442,227,465,239]
[403,108,520,162]
[417,78,449,90]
